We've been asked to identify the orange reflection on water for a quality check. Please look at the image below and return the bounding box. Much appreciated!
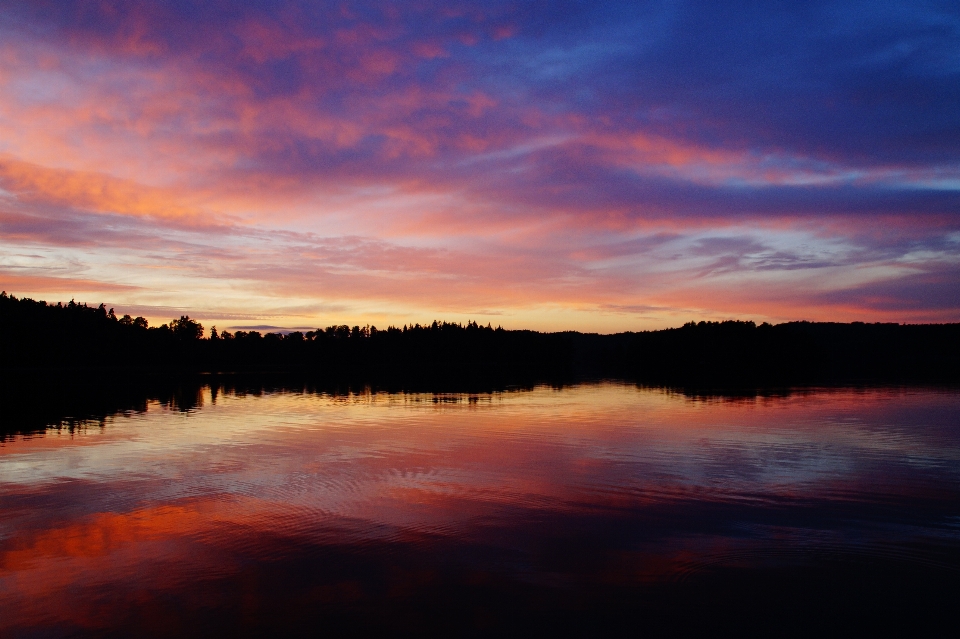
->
[1,384,959,636]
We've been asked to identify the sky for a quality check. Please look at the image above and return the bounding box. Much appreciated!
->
[0,0,958,332]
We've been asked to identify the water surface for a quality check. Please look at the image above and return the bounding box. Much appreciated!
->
[2,383,959,636]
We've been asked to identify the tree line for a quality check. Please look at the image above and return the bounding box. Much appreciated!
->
[0,292,564,381]
[1,291,958,384]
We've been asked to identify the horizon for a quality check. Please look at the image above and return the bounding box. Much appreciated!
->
[1,2,958,331]
[4,290,952,336]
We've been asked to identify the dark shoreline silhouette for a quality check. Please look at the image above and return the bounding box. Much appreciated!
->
[3,290,959,440]
[2,291,958,385]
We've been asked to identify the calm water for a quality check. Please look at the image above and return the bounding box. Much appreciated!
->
[2,383,959,637]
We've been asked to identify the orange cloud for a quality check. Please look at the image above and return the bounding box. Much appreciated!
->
[0,157,220,226]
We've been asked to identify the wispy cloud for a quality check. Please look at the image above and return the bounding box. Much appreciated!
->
[0,1,958,329]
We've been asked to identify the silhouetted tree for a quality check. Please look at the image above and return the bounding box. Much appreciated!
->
[169,316,204,341]
[1,291,958,383]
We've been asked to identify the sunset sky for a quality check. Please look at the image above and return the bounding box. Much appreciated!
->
[1,1,958,332]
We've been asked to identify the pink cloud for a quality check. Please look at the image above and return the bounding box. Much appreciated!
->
[0,3,957,329]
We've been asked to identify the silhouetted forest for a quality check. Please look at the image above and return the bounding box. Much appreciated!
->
[2,291,959,387]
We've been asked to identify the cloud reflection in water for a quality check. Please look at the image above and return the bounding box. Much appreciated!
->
[1,384,959,635]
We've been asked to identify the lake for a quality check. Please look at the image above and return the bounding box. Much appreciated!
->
[1,382,959,637]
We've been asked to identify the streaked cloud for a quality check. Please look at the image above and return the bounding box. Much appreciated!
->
[0,1,957,329]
